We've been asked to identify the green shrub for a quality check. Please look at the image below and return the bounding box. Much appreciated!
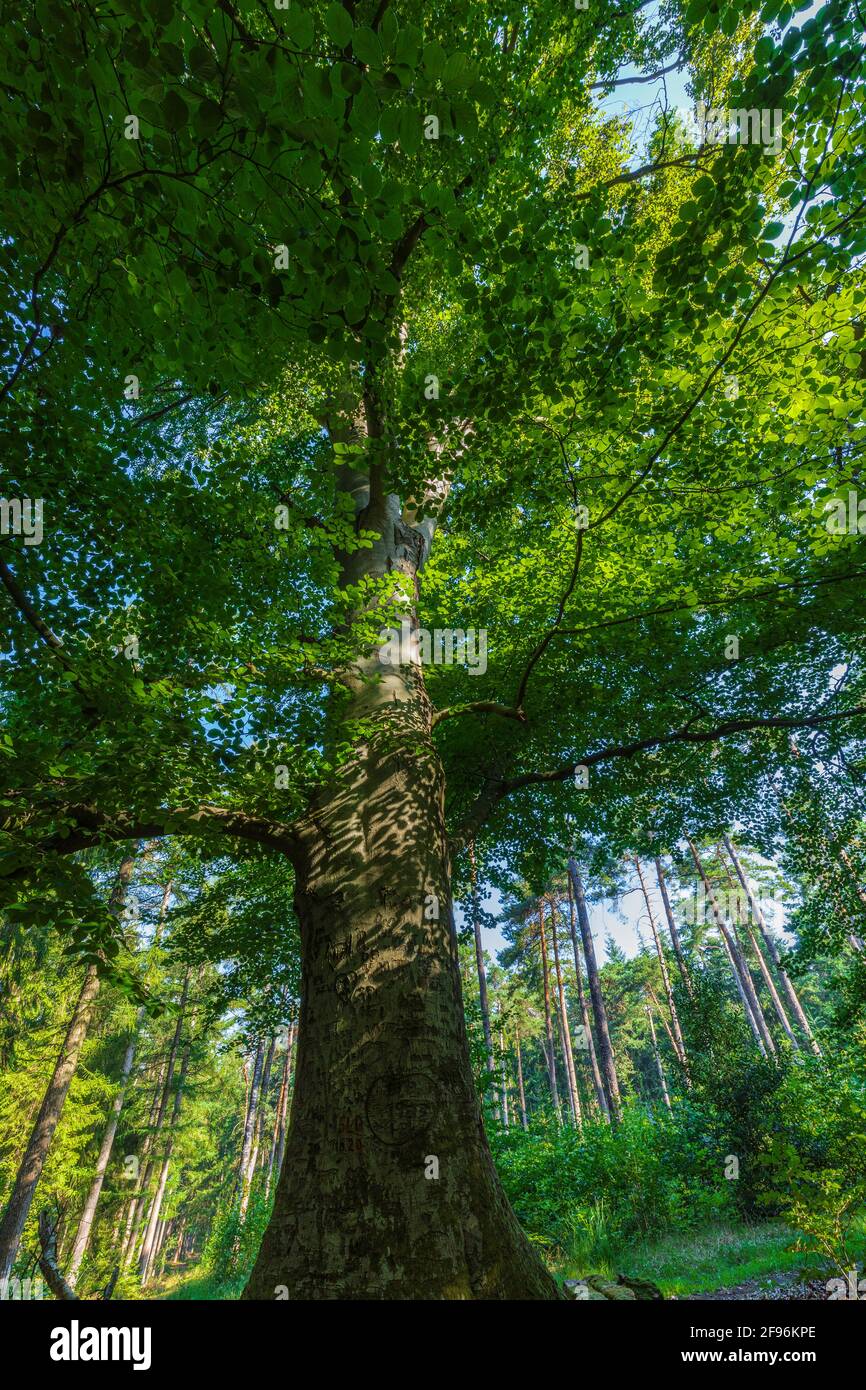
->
[490,1102,732,1264]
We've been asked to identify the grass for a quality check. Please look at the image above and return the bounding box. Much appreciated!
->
[557,1221,829,1298]
[159,1217,866,1300]
[159,1268,245,1300]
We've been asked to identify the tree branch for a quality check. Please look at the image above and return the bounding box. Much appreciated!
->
[432,701,527,729]
[0,802,301,869]
[453,704,866,846]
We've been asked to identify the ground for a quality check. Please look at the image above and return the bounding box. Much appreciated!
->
[150,1220,853,1301]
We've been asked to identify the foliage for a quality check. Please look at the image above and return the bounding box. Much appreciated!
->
[491,1104,731,1260]
[759,1052,866,1274]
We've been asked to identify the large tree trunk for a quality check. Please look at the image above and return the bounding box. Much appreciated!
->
[243,796,557,1298]
[0,851,135,1281]
[567,857,621,1119]
[244,488,558,1300]
[721,834,821,1055]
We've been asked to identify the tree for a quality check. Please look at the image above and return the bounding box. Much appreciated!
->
[0,851,135,1281]
[2,0,865,1298]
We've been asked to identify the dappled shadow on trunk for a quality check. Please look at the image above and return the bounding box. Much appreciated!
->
[244,713,559,1299]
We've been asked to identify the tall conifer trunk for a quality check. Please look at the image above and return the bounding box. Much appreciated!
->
[469,843,497,1098]
[654,858,693,995]
[549,899,581,1124]
[634,858,689,1079]
[537,903,562,1118]
[0,850,135,1281]
[687,837,776,1056]
[566,874,608,1116]
[721,835,820,1055]
[567,858,621,1119]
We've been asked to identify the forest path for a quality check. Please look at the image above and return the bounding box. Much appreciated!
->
[686,1271,832,1300]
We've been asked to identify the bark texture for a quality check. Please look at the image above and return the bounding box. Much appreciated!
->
[244,488,558,1299]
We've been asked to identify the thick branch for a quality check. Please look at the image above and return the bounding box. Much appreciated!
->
[0,556,68,658]
[589,54,685,89]
[453,704,866,846]
[432,702,527,729]
[0,802,301,869]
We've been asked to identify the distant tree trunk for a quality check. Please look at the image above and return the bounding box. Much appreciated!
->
[266,1027,293,1200]
[270,1022,295,1194]
[715,845,799,1047]
[498,1025,510,1128]
[722,834,821,1055]
[150,1219,168,1280]
[654,857,693,995]
[67,1029,138,1287]
[537,904,561,1119]
[237,1039,265,1218]
[514,1028,529,1130]
[119,1059,166,1262]
[139,1044,191,1283]
[246,1035,276,1193]
[123,966,191,1267]
[646,981,680,1058]
[645,998,671,1110]
[469,842,497,1097]
[548,899,581,1125]
[718,922,768,1053]
[634,858,689,1080]
[686,837,777,1057]
[567,857,621,1119]
[566,873,608,1116]
[68,877,173,1286]
[0,851,135,1282]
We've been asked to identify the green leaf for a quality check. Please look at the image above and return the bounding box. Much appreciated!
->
[324,3,353,49]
